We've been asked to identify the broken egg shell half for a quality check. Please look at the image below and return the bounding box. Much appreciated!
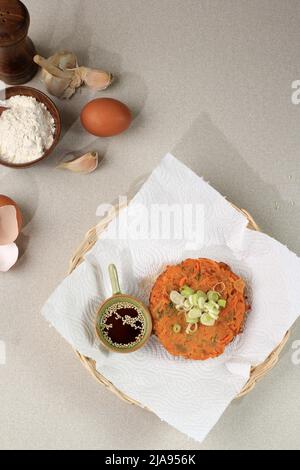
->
[0,243,19,272]
[0,195,23,234]
[0,205,20,245]
[0,195,22,272]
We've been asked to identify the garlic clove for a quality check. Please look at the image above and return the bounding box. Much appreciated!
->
[57,152,99,174]
[34,55,74,80]
[0,243,19,272]
[0,205,19,245]
[60,82,78,100]
[78,67,113,91]
[34,54,78,99]
[70,70,84,90]
[45,75,75,99]
[48,51,78,70]
[42,51,79,99]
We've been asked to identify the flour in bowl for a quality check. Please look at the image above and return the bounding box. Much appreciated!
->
[0,95,56,165]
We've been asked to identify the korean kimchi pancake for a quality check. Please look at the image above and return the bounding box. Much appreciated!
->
[149,258,249,360]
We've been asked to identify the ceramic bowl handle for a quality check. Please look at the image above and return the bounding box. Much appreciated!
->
[109,264,121,295]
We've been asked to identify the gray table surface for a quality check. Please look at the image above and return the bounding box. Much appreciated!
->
[0,0,299,450]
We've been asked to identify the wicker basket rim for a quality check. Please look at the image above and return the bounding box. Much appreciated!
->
[68,203,290,405]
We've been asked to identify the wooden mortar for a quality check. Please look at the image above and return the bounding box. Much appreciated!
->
[0,0,37,85]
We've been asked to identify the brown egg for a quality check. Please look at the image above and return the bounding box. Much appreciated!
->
[81,98,132,137]
[0,195,23,232]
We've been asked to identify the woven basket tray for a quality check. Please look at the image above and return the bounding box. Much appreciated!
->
[68,204,290,404]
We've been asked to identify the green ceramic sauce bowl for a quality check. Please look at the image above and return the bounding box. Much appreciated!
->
[95,265,152,353]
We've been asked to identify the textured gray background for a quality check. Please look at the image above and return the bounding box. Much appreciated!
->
[0,0,299,450]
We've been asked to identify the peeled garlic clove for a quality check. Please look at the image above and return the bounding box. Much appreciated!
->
[0,205,19,245]
[78,67,113,91]
[57,152,99,174]
[0,243,19,272]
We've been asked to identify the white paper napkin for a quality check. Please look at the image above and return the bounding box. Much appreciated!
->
[43,154,300,442]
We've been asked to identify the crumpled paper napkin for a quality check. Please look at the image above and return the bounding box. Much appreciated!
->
[43,153,300,442]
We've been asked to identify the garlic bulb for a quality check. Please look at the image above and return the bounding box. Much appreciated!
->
[57,152,99,174]
[34,52,78,99]
[34,52,113,99]
[0,195,22,272]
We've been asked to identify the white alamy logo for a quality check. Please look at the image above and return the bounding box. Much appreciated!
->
[96,196,205,249]
[291,80,300,105]
[291,340,300,366]
[0,340,6,365]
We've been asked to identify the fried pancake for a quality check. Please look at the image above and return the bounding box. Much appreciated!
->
[149,258,250,360]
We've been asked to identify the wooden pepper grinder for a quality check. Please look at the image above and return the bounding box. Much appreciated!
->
[0,0,37,84]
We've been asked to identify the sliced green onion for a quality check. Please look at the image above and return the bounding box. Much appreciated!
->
[173,324,181,333]
[204,300,219,312]
[175,304,184,311]
[170,290,185,306]
[200,313,216,327]
[187,307,202,320]
[171,287,225,330]
[207,300,219,309]
[198,297,206,309]
[186,322,198,334]
[186,317,199,324]
[207,309,219,320]
[196,290,208,301]
[180,285,194,297]
[218,299,227,308]
[189,294,200,307]
[183,299,192,311]
[207,291,220,302]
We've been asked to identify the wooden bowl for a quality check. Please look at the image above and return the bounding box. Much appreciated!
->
[0,86,61,168]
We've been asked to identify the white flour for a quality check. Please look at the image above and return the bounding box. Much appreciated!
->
[0,95,55,164]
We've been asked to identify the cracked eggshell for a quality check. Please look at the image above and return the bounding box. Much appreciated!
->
[0,243,19,272]
[0,205,19,245]
[0,195,23,235]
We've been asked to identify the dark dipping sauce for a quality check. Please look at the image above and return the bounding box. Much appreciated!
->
[100,301,146,348]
